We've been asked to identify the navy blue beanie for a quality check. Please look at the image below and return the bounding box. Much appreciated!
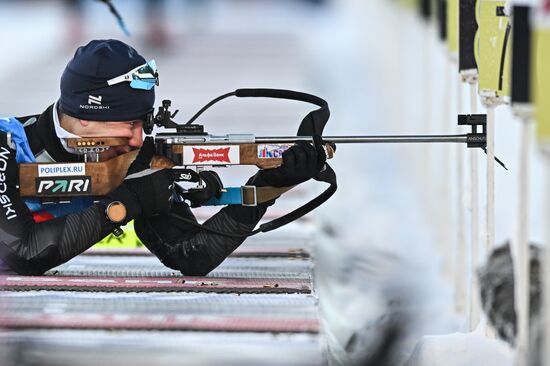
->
[59,39,155,122]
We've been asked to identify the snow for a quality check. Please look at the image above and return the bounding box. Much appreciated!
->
[405,329,514,366]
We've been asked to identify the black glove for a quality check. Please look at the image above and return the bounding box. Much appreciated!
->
[252,135,327,187]
[107,137,176,219]
[184,170,224,208]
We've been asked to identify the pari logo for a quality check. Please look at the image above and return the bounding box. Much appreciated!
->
[36,177,92,196]
[183,146,240,166]
[80,95,110,110]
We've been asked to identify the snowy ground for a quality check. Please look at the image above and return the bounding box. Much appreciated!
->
[2,0,545,364]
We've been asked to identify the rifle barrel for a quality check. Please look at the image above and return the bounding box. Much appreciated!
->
[255,135,469,144]
[158,134,470,144]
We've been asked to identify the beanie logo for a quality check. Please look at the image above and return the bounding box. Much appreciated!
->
[88,95,102,105]
[80,95,110,110]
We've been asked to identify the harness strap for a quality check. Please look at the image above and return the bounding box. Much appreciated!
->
[199,186,296,206]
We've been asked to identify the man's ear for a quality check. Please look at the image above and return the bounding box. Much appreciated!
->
[58,111,79,131]
[79,120,90,127]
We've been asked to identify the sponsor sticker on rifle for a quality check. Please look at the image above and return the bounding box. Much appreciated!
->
[35,176,92,196]
[38,163,85,177]
[182,146,240,165]
[257,144,292,158]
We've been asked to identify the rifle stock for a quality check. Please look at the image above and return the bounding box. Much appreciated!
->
[18,142,334,198]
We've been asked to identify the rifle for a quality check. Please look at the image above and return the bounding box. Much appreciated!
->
[19,89,491,234]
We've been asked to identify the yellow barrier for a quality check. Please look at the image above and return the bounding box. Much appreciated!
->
[536,26,550,145]
[476,0,511,99]
[398,0,417,9]
[447,0,459,56]
[95,220,144,248]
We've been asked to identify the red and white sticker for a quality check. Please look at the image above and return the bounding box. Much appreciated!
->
[183,145,240,165]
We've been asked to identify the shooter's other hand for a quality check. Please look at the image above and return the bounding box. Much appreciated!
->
[253,135,327,187]
[187,170,224,207]
[108,137,176,218]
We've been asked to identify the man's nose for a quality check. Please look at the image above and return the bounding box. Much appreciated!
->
[128,123,144,147]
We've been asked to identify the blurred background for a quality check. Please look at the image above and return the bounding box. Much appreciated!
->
[1,0,547,365]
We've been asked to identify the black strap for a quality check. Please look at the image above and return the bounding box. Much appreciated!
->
[499,22,512,92]
[234,88,330,137]
[235,88,327,106]
[257,163,337,234]
[169,88,336,237]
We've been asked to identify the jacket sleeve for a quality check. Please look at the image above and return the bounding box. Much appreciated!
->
[134,201,269,276]
[0,133,118,275]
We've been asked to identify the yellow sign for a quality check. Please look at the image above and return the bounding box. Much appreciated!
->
[476,0,511,98]
[447,0,459,55]
[95,220,143,248]
[398,0,417,9]
[535,27,550,144]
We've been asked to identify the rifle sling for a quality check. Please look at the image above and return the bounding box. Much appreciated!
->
[242,186,295,206]
[169,88,337,237]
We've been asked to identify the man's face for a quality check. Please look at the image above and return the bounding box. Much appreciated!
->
[78,120,144,161]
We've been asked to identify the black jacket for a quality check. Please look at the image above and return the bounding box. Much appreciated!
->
[0,105,268,276]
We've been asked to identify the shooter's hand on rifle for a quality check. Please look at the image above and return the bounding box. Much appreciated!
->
[252,135,328,187]
[185,170,224,208]
[107,137,176,220]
